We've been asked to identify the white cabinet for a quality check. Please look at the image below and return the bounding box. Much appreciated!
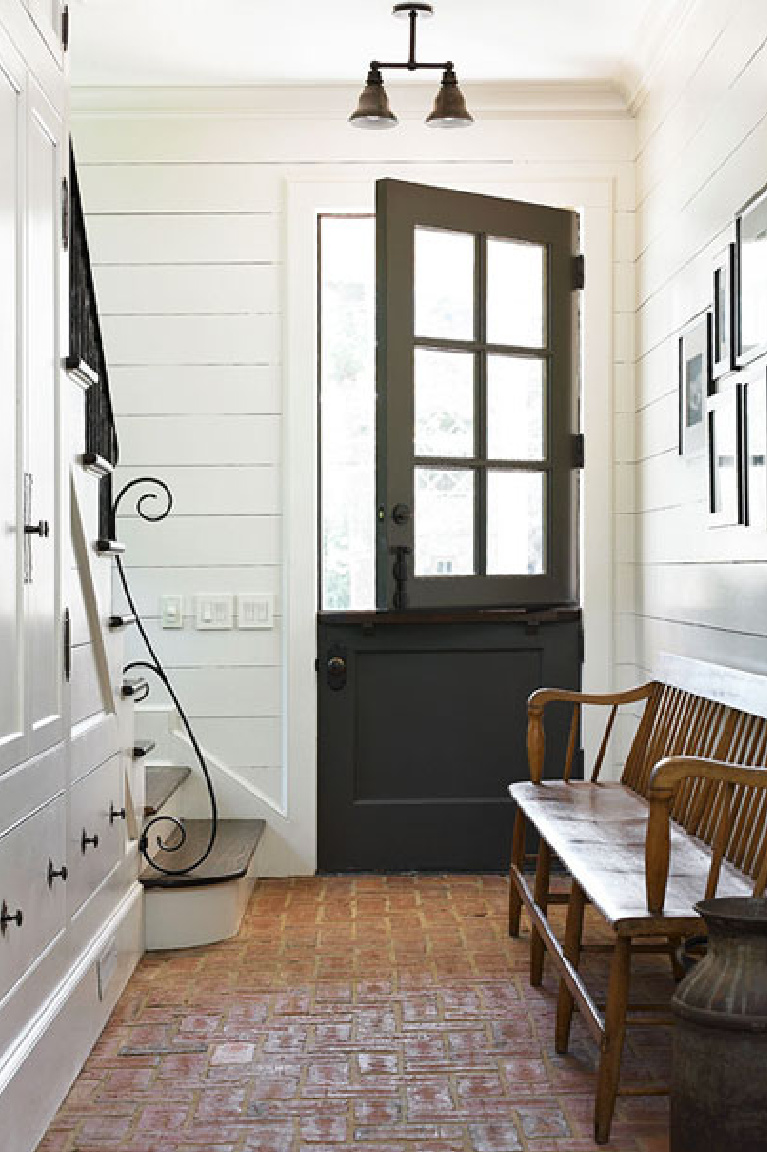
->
[0,18,65,777]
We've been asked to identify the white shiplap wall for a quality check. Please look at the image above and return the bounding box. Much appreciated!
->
[73,88,635,865]
[633,0,767,685]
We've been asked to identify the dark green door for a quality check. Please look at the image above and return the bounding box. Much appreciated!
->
[318,180,582,872]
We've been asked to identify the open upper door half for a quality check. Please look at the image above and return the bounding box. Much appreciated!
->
[375,178,580,611]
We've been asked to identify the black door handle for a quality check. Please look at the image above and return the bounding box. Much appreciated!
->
[1,901,23,934]
[326,648,348,691]
[81,830,99,853]
[25,519,50,537]
[48,861,68,886]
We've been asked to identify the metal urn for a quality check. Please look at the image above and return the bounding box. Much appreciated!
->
[671,896,767,1152]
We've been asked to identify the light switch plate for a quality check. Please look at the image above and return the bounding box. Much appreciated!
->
[237,593,274,629]
[195,594,234,630]
[160,595,184,629]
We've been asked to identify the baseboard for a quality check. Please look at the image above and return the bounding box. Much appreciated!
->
[0,882,144,1152]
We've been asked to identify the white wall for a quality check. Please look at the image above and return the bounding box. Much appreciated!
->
[633,0,767,684]
[73,84,635,869]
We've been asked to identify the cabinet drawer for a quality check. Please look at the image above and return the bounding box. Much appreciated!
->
[0,793,66,1004]
[68,755,125,915]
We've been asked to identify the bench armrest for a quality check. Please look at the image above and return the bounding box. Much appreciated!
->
[646,756,767,913]
[526,682,655,784]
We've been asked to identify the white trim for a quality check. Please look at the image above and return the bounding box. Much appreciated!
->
[618,0,700,115]
[285,169,616,872]
[71,81,630,120]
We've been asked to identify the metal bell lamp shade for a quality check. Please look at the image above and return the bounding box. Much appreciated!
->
[426,67,473,127]
[349,67,398,129]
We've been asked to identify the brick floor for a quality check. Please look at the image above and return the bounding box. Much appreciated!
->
[36,876,672,1151]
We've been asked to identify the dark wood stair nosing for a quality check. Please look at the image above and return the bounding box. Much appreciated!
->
[95,538,126,556]
[109,614,137,630]
[122,676,148,699]
[132,739,156,760]
[140,819,266,890]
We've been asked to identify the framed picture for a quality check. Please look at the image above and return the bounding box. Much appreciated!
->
[707,384,743,527]
[736,184,767,366]
[744,369,767,529]
[679,313,712,457]
[712,243,735,379]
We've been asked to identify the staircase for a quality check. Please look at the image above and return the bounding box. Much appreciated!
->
[128,735,266,951]
[70,144,268,954]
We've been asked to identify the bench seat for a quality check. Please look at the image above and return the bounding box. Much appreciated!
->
[507,656,767,1144]
[511,780,752,932]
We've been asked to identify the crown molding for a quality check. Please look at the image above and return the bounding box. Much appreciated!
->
[71,79,631,121]
[616,0,700,114]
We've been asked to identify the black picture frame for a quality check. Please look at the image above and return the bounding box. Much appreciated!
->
[712,242,735,380]
[743,368,767,529]
[736,183,767,367]
[679,313,712,457]
[707,383,743,527]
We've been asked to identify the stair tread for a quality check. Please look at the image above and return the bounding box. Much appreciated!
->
[144,764,192,817]
[140,819,265,889]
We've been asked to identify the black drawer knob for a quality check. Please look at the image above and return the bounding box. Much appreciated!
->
[81,830,99,853]
[109,803,127,825]
[25,519,50,538]
[1,900,23,934]
[47,861,68,886]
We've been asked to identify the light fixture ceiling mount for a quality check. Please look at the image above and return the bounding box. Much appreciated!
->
[349,3,474,130]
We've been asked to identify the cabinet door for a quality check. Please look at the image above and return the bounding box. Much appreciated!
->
[0,31,27,776]
[25,77,64,758]
[26,0,65,62]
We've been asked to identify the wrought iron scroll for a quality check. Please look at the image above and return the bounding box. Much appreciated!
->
[113,477,219,875]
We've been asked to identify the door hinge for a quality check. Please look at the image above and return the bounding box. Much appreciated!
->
[61,4,69,51]
[61,177,69,251]
[578,623,585,666]
[22,472,32,584]
[572,432,585,469]
[572,254,585,290]
[63,608,71,682]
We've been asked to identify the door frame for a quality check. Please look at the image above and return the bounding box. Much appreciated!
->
[285,167,615,874]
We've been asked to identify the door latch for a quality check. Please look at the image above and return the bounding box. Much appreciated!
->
[391,545,412,610]
[326,647,347,691]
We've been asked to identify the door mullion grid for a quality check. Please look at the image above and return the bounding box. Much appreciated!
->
[476,233,487,578]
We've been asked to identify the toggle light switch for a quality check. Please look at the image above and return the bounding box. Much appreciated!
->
[161,595,184,629]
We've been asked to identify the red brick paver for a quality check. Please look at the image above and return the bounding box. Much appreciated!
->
[36,876,671,1151]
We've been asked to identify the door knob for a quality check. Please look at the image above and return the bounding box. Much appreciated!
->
[326,649,348,691]
[25,519,50,537]
[391,503,411,525]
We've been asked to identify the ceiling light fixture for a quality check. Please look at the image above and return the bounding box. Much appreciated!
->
[349,3,474,130]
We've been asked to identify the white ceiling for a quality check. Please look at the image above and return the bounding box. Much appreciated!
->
[69,0,668,90]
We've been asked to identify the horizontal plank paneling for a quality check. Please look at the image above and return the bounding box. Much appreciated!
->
[114,465,281,517]
[147,666,281,718]
[109,364,280,415]
[92,263,280,316]
[124,619,281,668]
[117,415,281,466]
[112,566,282,619]
[101,313,281,366]
[119,515,280,568]
[78,163,284,213]
[84,213,280,264]
[634,0,767,692]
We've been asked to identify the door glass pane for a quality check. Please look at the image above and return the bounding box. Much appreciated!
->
[487,355,545,461]
[415,468,474,576]
[319,215,375,610]
[415,227,474,340]
[487,471,544,575]
[487,237,545,349]
[415,348,474,458]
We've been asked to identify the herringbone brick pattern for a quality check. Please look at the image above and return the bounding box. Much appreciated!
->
[37,875,671,1152]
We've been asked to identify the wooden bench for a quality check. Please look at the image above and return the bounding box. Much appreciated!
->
[508,654,767,1144]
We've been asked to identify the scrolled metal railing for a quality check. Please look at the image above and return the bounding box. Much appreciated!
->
[113,476,219,875]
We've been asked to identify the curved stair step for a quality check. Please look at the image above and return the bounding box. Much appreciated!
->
[140,819,265,889]
[144,764,191,817]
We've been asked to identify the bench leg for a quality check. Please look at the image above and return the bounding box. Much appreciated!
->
[530,839,552,986]
[555,880,586,1053]
[594,936,631,1145]
[508,808,526,937]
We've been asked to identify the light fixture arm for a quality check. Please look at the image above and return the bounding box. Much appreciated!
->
[371,4,453,72]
